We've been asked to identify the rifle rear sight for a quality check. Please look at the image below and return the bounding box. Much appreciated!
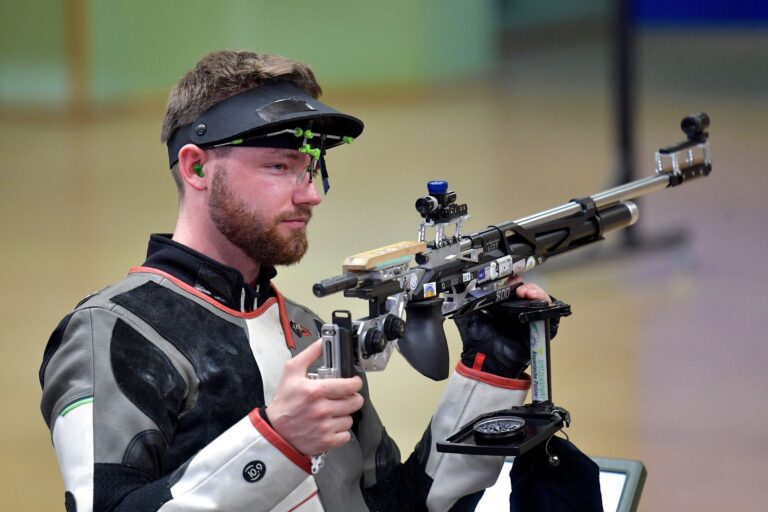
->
[416,180,469,248]
[415,186,467,223]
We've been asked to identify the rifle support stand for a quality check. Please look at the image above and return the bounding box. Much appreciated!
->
[436,300,572,456]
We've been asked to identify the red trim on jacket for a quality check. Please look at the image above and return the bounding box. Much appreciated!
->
[272,285,296,349]
[248,409,312,474]
[455,361,531,390]
[129,266,296,349]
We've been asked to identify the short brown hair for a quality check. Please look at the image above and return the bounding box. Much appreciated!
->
[161,50,322,197]
[161,50,322,144]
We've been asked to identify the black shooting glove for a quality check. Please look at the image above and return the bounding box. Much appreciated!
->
[455,300,560,379]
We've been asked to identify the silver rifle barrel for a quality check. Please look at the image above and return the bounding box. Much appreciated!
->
[521,173,671,225]
[460,171,674,251]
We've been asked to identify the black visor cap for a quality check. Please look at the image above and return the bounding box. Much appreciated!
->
[166,80,364,167]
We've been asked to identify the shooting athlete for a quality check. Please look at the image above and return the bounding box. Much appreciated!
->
[39,50,551,511]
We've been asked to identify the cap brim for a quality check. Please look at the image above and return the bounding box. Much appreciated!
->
[167,80,363,167]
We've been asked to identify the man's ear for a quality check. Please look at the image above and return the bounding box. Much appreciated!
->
[177,144,208,191]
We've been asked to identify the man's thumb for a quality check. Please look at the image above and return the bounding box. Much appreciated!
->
[288,339,324,374]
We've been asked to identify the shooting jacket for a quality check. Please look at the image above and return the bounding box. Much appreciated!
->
[40,234,531,511]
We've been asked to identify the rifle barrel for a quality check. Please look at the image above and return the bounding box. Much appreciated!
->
[506,173,671,231]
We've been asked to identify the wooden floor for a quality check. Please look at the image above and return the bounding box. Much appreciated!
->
[2,30,766,510]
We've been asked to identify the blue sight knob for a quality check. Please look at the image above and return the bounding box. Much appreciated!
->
[427,180,448,195]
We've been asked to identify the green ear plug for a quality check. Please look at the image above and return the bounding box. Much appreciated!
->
[193,164,204,177]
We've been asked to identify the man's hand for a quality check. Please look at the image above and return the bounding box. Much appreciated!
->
[266,340,364,456]
[455,278,552,379]
[513,279,551,304]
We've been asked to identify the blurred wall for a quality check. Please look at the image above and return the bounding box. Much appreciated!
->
[1,0,496,108]
[0,0,68,105]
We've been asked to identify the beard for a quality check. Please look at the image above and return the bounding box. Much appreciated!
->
[208,167,311,266]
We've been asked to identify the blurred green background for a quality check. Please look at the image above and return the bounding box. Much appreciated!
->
[2,1,767,510]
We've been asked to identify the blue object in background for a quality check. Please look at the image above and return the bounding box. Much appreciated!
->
[634,0,768,26]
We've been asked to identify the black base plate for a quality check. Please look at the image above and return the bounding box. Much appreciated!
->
[436,404,568,456]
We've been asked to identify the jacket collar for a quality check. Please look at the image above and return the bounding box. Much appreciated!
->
[142,234,277,312]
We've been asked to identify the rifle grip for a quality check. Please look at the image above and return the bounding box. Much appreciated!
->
[332,311,356,378]
[400,298,449,381]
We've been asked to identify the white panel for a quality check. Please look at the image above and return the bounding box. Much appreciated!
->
[600,471,627,512]
[52,401,94,512]
[475,460,513,511]
[245,303,293,403]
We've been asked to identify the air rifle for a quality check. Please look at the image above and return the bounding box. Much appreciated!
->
[311,114,712,383]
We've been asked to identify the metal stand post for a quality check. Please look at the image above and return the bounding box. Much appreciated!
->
[436,300,573,456]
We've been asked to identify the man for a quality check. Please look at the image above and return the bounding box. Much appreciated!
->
[40,50,551,511]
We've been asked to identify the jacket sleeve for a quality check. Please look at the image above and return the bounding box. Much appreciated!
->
[360,361,531,512]
[40,306,320,512]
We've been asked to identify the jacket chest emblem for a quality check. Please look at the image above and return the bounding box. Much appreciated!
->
[289,320,311,338]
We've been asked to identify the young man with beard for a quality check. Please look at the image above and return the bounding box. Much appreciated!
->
[40,50,551,511]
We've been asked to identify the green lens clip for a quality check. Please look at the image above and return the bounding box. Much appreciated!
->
[299,144,321,160]
[292,128,314,139]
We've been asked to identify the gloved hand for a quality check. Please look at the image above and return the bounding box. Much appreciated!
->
[455,305,532,379]
[455,282,557,379]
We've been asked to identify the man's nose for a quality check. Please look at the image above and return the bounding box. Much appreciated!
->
[294,176,322,206]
